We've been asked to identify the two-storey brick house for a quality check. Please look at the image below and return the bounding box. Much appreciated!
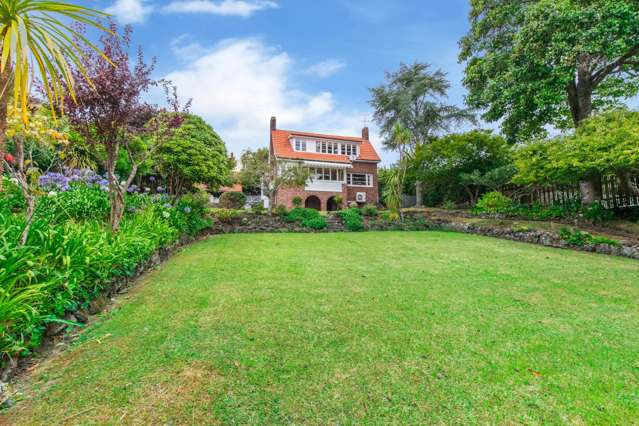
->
[269,117,381,211]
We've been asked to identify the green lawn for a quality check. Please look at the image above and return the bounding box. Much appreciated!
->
[5,232,639,424]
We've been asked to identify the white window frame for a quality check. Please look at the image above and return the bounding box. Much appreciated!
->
[294,139,307,152]
[347,173,373,187]
[310,167,345,182]
[340,143,358,157]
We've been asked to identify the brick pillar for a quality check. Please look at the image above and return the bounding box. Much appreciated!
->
[362,126,369,140]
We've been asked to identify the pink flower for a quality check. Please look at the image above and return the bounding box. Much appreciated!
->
[4,153,15,164]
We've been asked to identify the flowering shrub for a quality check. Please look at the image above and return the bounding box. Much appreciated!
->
[39,168,108,192]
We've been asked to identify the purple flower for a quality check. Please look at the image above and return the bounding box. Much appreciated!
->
[183,206,192,213]
[157,186,166,193]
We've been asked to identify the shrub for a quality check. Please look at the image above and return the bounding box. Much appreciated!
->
[361,204,378,217]
[0,177,25,211]
[251,202,267,215]
[473,191,513,214]
[173,191,212,235]
[582,202,614,223]
[37,184,110,222]
[338,208,364,231]
[209,208,241,224]
[219,191,246,209]
[274,204,288,217]
[558,228,619,247]
[303,216,327,230]
[333,195,343,210]
[292,196,303,208]
[284,208,327,230]
[441,200,456,211]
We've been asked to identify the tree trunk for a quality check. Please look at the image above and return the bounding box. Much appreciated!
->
[0,64,10,192]
[579,176,602,205]
[415,180,423,208]
[14,137,35,245]
[106,142,125,232]
[567,55,601,204]
[618,172,639,197]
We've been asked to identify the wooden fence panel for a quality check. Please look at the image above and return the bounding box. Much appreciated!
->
[501,176,639,209]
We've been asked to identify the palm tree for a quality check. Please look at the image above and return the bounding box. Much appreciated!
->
[383,123,412,215]
[0,0,109,189]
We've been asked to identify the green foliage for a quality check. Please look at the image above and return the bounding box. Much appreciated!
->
[274,204,288,217]
[460,0,639,141]
[292,196,303,208]
[514,110,639,185]
[339,208,364,231]
[0,182,213,363]
[38,185,110,222]
[208,208,241,224]
[156,114,230,194]
[473,192,513,214]
[285,208,327,230]
[361,204,378,217]
[0,177,25,211]
[251,202,267,215]
[559,228,619,247]
[414,130,513,205]
[219,191,246,209]
[441,200,456,211]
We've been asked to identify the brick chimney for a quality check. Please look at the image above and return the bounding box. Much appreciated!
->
[270,116,277,131]
[362,126,369,140]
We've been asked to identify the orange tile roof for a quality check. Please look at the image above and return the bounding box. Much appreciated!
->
[219,183,243,193]
[271,129,381,163]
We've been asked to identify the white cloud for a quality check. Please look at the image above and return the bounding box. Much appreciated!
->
[105,0,152,24]
[163,0,278,17]
[304,59,346,78]
[164,38,376,158]
[170,35,209,61]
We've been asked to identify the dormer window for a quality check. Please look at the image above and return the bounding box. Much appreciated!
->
[340,144,358,157]
[294,139,307,152]
[318,140,339,154]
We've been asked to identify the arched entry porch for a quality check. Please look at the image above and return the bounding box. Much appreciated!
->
[305,195,321,210]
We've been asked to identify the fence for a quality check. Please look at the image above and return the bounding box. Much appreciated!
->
[502,175,639,209]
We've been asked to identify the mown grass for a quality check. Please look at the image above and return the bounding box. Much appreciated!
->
[5,232,639,424]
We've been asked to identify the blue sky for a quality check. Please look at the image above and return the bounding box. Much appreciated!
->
[93,0,473,164]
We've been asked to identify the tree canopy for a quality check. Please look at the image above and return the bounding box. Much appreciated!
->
[460,0,639,141]
[514,109,639,190]
[414,130,513,205]
[156,114,230,195]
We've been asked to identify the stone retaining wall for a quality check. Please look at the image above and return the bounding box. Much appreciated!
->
[208,212,639,260]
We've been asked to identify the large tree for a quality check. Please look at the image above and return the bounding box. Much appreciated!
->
[0,0,107,190]
[370,62,474,206]
[155,114,230,195]
[63,22,155,231]
[414,130,514,206]
[459,0,639,203]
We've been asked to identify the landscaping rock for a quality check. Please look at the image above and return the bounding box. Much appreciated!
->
[89,295,108,315]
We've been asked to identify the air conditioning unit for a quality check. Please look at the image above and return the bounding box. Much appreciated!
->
[356,192,366,203]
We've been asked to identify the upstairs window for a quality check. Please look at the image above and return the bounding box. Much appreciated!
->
[294,139,307,152]
[310,168,344,181]
[347,173,372,187]
[318,140,339,154]
[340,144,358,157]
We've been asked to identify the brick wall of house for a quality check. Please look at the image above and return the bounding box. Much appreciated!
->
[346,162,379,205]
[274,161,379,210]
[275,186,348,211]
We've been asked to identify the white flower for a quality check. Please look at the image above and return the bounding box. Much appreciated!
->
[162,211,170,218]
[48,191,57,197]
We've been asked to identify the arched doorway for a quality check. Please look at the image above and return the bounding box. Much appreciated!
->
[327,196,340,212]
[305,195,321,210]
